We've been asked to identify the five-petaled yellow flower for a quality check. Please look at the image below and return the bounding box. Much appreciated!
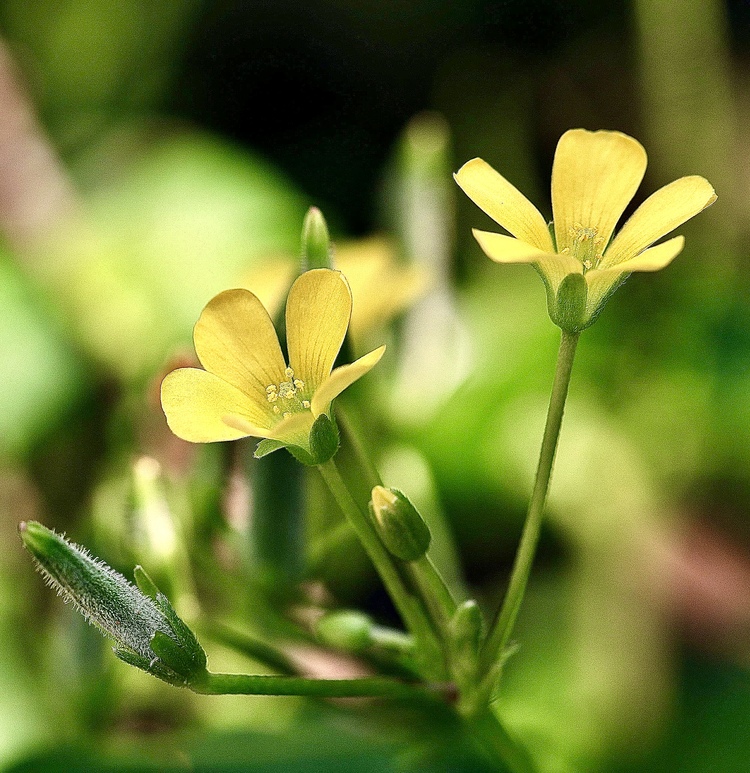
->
[455,129,716,331]
[161,268,385,461]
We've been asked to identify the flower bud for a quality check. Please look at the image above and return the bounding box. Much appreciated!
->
[369,486,431,561]
[132,456,178,570]
[315,610,373,652]
[449,599,483,687]
[19,521,205,686]
[302,207,333,271]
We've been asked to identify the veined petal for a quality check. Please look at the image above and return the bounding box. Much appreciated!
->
[601,176,716,268]
[472,230,555,264]
[455,159,554,251]
[310,345,386,418]
[194,289,286,412]
[588,235,685,279]
[552,130,647,255]
[287,269,352,389]
[161,368,272,443]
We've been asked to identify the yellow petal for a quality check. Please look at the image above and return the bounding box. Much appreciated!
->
[473,230,563,264]
[600,176,716,269]
[286,269,352,389]
[161,368,272,443]
[588,235,685,280]
[454,159,554,251]
[194,289,286,414]
[472,229,583,293]
[311,345,386,417]
[552,130,647,255]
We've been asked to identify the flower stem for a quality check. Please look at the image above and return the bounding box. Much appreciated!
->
[480,330,580,674]
[318,458,445,678]
[467,709,538,773]
[192,670,445,701]
[409,553,459,634]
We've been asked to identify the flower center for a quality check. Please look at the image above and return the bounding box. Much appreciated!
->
[266,367,311,419]
[567,223,605,272]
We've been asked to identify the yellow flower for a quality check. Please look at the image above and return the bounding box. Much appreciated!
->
[161,268,385,463]
[455,129,716,331]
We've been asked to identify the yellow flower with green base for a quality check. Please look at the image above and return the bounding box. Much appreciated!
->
[161,268,385,464]
[455,128,716,331]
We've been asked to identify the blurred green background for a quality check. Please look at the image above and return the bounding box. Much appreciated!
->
[1,0,750,770]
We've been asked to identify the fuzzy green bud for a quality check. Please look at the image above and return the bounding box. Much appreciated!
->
[19,521,206,686]
[301,206,333,270]
[315,610,373,652]
[369,486,431,561]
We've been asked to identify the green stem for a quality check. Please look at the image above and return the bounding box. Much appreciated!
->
[480,330,579,674]
[318,458,444,677]
[410,554,459,633]
[203,621,299,675]
[192,670,445,701]
[468,710,538,773]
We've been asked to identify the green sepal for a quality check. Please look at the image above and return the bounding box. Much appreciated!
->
[254,438,286,458]
[112,645,185,685]
[309,413,339,464]
[549,272,587,333]
[255,415,339,467]
[148,630,202,681]
[134,564,159,600]
[285,444,316,466]
[135,565,207,678]
[583,270,631,330]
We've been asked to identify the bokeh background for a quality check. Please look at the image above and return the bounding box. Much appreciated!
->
[1,0,750,771]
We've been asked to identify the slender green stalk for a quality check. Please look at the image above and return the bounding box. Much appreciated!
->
[480,330,579,673]
[192,671,444,701]
[203,622,299,675]
[318,459,444,676]
[337,406,383,491]
[410,554,459,633]
[468,710,538,773]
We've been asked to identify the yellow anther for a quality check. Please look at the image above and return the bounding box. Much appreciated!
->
[265,365,311,419]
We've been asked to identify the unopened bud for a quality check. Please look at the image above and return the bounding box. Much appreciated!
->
[449,599,483,685]
[302,207,333,270]
[132,456,178,567]
[19,521,205,686]
[369,486,431,561]
[315,610,373,652]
